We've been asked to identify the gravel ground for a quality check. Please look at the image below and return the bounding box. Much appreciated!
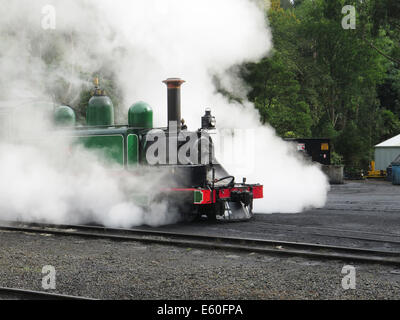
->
[1,180,400,300]
[1,229,400,299]
[134,180,400,251]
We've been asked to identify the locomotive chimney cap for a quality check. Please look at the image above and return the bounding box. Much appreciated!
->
[163,78,185,89]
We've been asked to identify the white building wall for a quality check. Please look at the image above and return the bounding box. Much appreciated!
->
[375,147,400,170]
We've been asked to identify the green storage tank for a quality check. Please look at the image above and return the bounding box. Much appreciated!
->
[392,155,400,185]
[86,78,114,126]
[54,105,76,127]
[128,101,153,128]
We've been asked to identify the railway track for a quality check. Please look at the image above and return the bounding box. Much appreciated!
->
[255,221,400,238]
[232,221,400,246]
[0,221,400,266]
[0,287,95,300]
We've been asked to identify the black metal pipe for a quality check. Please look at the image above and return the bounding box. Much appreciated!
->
[163,78,185,130]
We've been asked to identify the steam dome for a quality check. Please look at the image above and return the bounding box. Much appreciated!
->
[54,105,76,127]
[86,78,114,126]
[128,101,153,128]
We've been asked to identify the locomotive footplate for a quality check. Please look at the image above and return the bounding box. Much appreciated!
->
[163,184,263,222]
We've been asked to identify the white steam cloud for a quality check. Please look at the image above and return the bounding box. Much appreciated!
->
[0,0,329,227]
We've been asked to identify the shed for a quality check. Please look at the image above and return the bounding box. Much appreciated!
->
[374,134,400,170]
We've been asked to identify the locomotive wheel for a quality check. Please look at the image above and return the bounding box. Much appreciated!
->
[206,211,217,221]
[182,211,200,223]
[205,201,224,221]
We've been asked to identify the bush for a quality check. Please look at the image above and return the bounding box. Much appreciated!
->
[331,151,343,165]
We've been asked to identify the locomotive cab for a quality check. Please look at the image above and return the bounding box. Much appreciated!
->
[140,78,263,221]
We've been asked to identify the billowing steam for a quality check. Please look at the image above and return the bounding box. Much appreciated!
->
[0,0,329,227]
[0,139,175,227]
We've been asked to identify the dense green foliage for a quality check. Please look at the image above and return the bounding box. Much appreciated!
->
[41,0,399,170]
[242,0,400,169]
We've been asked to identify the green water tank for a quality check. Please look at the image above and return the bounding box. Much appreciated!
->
[86,95,114,126]
[128,101,153,128]
[54,105,76,127]
[86,78,114,126]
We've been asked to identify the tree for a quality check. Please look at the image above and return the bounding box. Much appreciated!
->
[240,0,397,167]
[368,0,400,64]
[242,0,313,137]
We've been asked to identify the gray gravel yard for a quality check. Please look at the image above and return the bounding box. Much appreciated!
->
[134,180,400,252]
[0,229,399,299]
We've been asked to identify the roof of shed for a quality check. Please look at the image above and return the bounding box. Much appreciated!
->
[375,134,400,147]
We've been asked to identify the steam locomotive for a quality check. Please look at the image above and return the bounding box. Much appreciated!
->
[54,78,263,221]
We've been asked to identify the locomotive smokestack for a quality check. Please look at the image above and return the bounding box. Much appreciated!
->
[163,78,185,130]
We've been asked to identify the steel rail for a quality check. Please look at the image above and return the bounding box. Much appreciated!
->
[252,220,400,238]
[0,286,96,300]
[37,222,400,251]
[315,207,400,213]
[0,222,399,266]
[239,221,400,245]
